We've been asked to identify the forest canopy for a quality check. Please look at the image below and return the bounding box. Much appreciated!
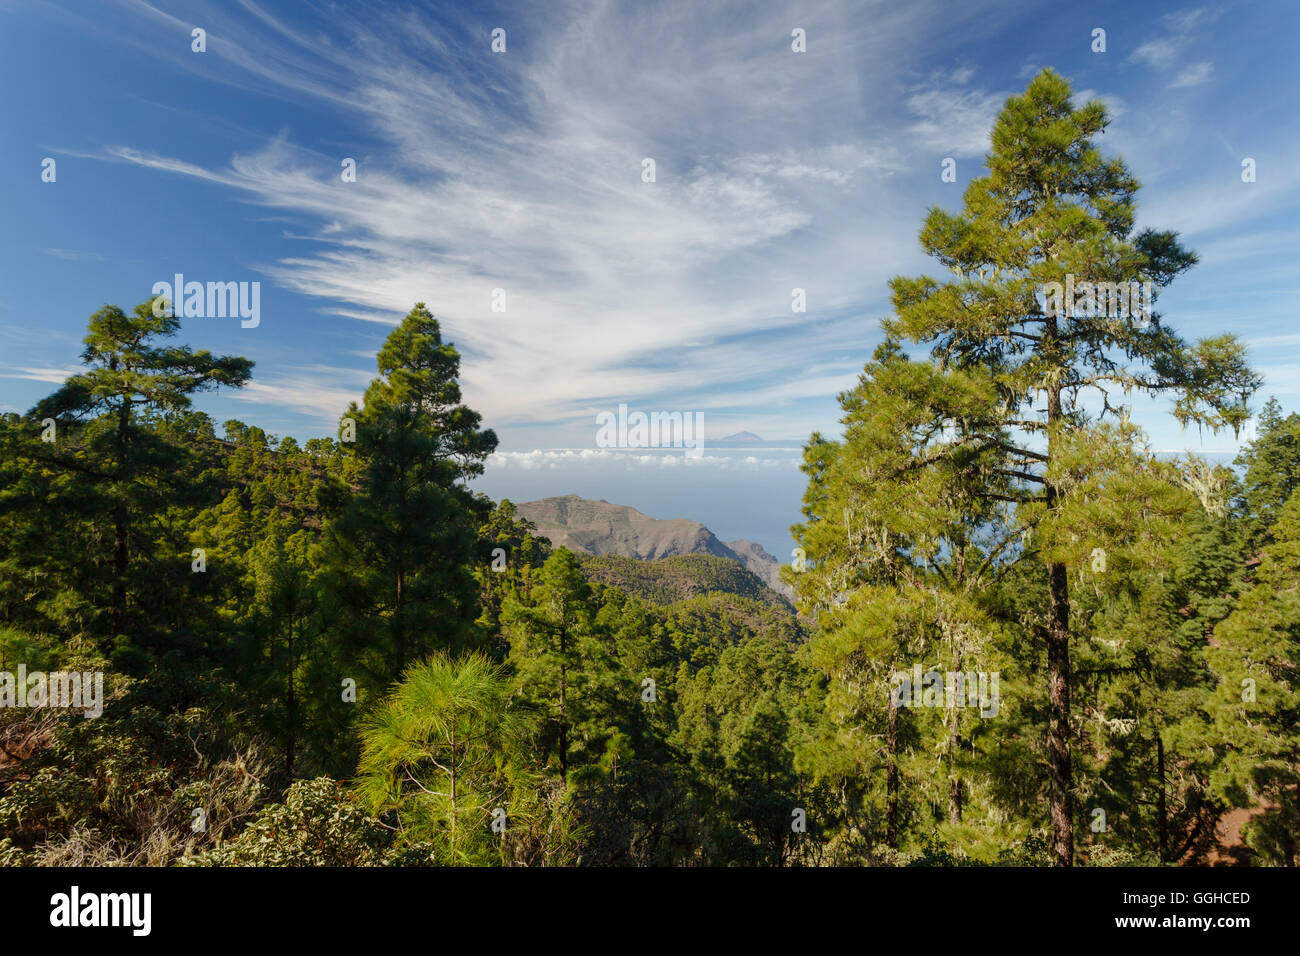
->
[0,71,1295,868]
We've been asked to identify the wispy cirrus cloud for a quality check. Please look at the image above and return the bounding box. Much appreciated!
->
[0,365,84,385]
[1170,61,1214,88]
[226,364,375,425]
[1129,6,1220,88]
[43,248,105,262]
[905,68,1007,158]
[83,0,1009,438]
[487,448,801,471]
[35,0,1290,454]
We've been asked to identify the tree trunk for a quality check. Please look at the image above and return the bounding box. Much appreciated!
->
[1046,561,1072,865]
[112,507,127,636]
[286,610,296,780]
[949,649,963,825]
[558,664,569,783]
[886,694,899,848]
[949,711,963,826]
[1157,731,1167,862]
[110,397,130,638]
[393,566,404,675]
[1045,561,1076,868]
[1045,376,1073,867]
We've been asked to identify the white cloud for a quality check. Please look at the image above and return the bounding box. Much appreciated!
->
[1131,38,1179,69]
[1170,62,1213,88]
[0,365,83,384]
[905,82,1005,157]
[1135,157,1300,238]
[226,365,373,425]
[1128,7,1219,89]
[486,448,801,471]
[43,248,104,262]
[93,0,993,434]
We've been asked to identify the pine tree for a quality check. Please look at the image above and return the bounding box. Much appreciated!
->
[474,499,552,650]
[1200,488,1300,863]
[502,549,618,784]
[324,303,498,686]
[17,298,251,665]
[790,343,1012,854]
[356,651,524,864]
[1235,398,1300,551]
[881,69,1258,863]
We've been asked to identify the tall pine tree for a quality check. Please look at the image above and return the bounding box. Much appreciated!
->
[324,303,498,692]
[878,69,1257,863]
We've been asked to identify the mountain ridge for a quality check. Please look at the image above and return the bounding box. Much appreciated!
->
[515,494,793,600]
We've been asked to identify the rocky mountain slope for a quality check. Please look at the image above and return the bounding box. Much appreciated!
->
[515,495,793,600]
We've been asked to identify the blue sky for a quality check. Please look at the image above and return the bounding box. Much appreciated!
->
[2,0,1297,554]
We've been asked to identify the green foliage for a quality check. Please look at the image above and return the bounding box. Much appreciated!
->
[1235,398,1300,550]
[1,299,251,674]
[473,498,552,649]
[578,552,786,607]
[1,72,1294,868]
[355,651,579,865]
[672,633,821,865]
[1,700,266,866]
[321,304,497,697]
[866,67,1258,866]
[1198,489,1300,864]
[184,777,389,867]
[504,549,622,782]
